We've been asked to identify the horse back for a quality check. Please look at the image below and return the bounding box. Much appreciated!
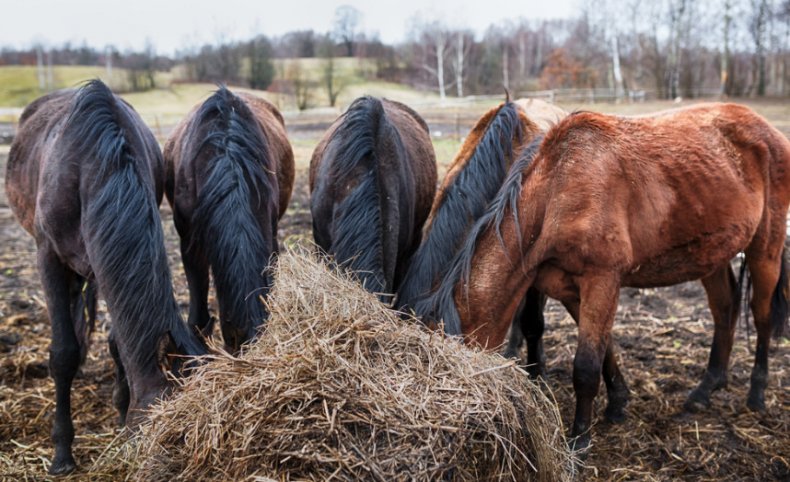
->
[533,103,789,284]
[165,92,294,219]
[6,90,74,235]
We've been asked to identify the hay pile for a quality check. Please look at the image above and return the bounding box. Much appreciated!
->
[122,248,573,481]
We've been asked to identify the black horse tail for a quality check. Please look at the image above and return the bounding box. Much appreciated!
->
[397,100,526,311]
[330,96,401,299]
[770,247,788,338]
[72,80,206,372]
[189,87,278,347]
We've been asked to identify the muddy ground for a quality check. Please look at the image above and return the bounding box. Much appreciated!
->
[0,143,788,481]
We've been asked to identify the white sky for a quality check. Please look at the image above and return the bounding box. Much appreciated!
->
[0,0,576,55]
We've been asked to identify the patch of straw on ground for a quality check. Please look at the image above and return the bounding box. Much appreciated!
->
[102,248,572,481]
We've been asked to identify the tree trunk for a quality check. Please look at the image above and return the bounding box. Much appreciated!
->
[436,32,446,101]
[668,0,687,99]
[611,35,624,100]
[455,32,464,98]
[36,47,45,90]
[502,45,510,92]
[720,0,732,96]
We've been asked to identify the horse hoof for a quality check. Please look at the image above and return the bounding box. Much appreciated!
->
[49,456,76,475]
[683,390,710,413]
[746,393,765,412]
[526,366,546,380]
[604,405,627,424]
[569,433,592,457]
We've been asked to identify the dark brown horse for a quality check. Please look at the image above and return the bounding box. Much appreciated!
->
[396,98,566,374]
[6,80,206,474]
[310,96,437,299]
[417,103,790,452]
[164,87,294,352]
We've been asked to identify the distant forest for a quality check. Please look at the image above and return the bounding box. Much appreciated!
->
[2,0,789,102]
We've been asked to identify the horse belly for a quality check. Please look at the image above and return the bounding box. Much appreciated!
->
[623,226,750,287]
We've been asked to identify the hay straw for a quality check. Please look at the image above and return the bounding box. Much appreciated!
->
[116,247,573,481]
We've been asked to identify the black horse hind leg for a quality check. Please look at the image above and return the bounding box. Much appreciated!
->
[744,251,785,411]
[507,288,548,379]
[685,264,740,411]
[108,333,130,426]
[37,245,81,475]
[180,236,213,337]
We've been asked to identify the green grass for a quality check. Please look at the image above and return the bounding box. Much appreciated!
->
[0,65,173,107]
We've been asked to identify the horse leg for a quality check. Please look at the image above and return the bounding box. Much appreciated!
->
[37,246,81,475]
[108,333,130,426]
[562,298,629,424]
[516,288,547,378]
[685,265,740,411]
[181,237,212,337]
[745,254,783,411]
[569,273,620,453]
[502,314,525,361]
[601,341,629,423]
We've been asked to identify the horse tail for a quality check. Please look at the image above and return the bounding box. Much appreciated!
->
[73,80,205,371]
[330,96,397,298]
[189,87,278,345]
[397,100,526,310]
[770,247,789,338]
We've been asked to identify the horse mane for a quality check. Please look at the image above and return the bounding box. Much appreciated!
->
[412,134,544,335]
[396,101,526,310]
[329,96,400,295]
[186,86,278,336]
[70,80,205,370]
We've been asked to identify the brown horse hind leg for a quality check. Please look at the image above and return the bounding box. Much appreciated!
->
[601,341,630,423]
[685,264,740,412]
[37,245,81,475]
[744,253,785,411]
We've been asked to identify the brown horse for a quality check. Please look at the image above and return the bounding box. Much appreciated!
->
[164,87,294,352]
[417,103,790,452]
[6,80,207,474]
[396,98,566,374]
[310,96,437,299]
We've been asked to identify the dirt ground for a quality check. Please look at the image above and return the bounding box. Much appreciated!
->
[1,102,789,480]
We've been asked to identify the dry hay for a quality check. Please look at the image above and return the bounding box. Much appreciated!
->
[117,248,572,481]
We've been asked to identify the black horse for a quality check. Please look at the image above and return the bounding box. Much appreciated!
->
[6,80,206,474]
[309,96,437,300]
[164,87,295,352]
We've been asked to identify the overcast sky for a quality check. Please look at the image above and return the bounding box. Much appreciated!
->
[1,0,576,55]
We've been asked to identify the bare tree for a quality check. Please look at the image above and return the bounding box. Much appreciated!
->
[452,30,473,97]
[285,61,314,111]
[413,20,450,100]
[319,37,347,107]
[249,35,275,90]
[721,0,734,96]
[750,0,771,96]
[333,5,362,56]
[668,0,689,99]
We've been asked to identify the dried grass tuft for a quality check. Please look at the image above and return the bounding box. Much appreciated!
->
[118,247,573,481]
